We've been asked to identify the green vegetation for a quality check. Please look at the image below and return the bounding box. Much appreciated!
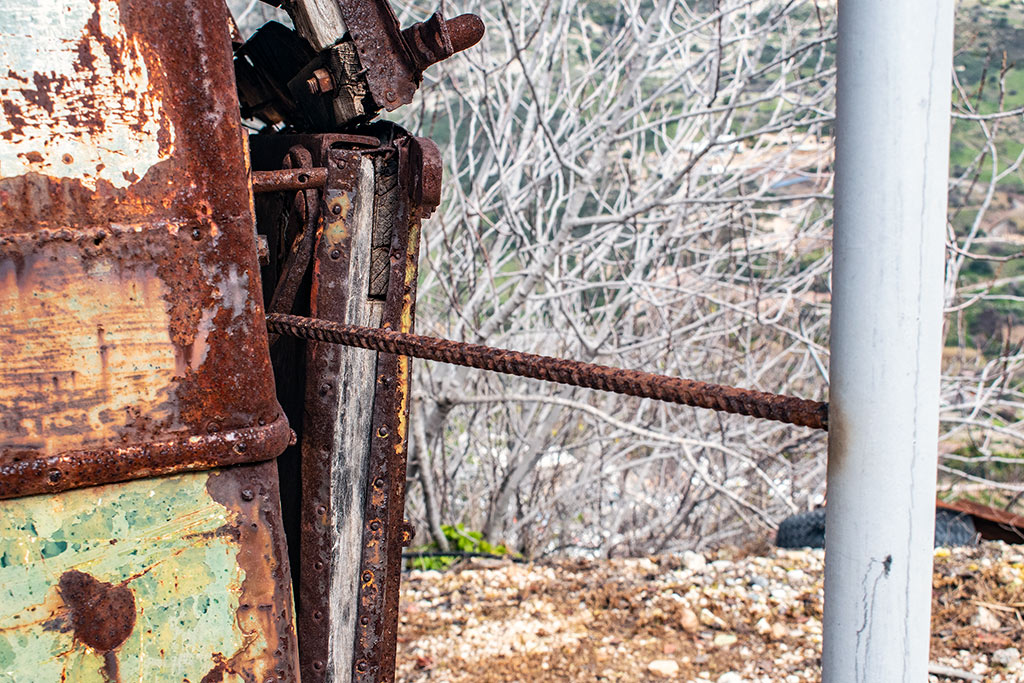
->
[407,524,516,571]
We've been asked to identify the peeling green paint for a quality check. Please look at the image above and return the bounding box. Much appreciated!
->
[0,471,264,682]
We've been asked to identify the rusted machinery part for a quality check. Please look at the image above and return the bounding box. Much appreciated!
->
[252,167,328,192]
[334,0,485,112]
[266,313,830,430]
[1,0,288,499]
[937,498,1024,544]
[0,420,293,501]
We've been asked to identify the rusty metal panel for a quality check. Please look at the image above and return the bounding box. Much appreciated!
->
[0,461,299,681]
[0,0,289,498]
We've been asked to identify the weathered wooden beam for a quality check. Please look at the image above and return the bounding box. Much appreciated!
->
[299,152,382,683]
[290,0,348,51]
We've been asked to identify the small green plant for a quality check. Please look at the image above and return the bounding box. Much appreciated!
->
[406,524,514,571]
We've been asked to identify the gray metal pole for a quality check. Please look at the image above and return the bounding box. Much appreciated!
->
[824,1,955,681]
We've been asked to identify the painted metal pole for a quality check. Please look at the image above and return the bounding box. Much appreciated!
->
[823,1,955,681]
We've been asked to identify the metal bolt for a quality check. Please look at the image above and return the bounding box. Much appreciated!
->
[257,234,270,266]
[306,68,334,96]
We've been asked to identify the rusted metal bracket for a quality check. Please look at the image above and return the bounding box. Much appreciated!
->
[333,2,484,112]
[236,3,484,130]
[251,124,437,683]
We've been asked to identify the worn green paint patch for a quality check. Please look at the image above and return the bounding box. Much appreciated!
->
[0,472,259,682]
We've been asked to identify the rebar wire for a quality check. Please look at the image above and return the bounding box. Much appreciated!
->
[267,313,829,430]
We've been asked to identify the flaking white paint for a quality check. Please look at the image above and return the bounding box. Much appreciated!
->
[0,0,174,189]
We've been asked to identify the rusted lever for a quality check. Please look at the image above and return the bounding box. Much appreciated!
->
[401,12,485,71]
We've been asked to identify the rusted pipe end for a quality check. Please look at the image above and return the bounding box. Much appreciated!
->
[447,14,485,54]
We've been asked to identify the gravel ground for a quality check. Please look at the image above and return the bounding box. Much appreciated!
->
[397,542,1024,682]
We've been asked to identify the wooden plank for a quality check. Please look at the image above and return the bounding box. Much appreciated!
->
[290,0,349,51]
[328,158,383,680]
[300,155,381,683]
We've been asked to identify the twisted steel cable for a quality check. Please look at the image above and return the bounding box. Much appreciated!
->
[267,312,828,430]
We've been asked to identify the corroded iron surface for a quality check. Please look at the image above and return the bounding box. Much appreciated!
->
[0,0,288,496]
[0,462,299,681]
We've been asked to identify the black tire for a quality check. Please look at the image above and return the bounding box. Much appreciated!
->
[934,509,977,547]
[776,508,826,548]
[774,507,978,549]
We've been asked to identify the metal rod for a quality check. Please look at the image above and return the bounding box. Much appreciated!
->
[823,1,955,681]
[266,312,829,430]
[252,167,328,193]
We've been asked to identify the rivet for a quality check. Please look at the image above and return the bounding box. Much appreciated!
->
[331,204,342,215]
[46,469,62,484]
[360,615,370,626]
[317,505,327,515]
[233,442,247,455]
[361,571,373,583]
[369,520,381,531]
[330,249,341,260]
[356,661,369,673]
[313,661,324,671]
[319,383,331,396]
[377,426,389,438]
[241,489,255,501]
[191,228,202,241]
[313,610,323,621]
[374,478,385,488]
[314,560,324,570]
[386,90,396,102]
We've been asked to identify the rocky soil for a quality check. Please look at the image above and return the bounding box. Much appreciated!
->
[397,542,1024,682]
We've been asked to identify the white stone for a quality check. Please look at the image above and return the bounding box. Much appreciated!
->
[973,605,1002,631]
[647,659,680,678]
[993,648,1021,668]
[717,674,744,683]
[680,608,700,633]
[683,550,707,572]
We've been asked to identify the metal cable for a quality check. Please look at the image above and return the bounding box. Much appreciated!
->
[267,312,829,430]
